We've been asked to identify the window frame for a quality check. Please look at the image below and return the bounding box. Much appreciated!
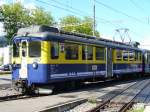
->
[95,46,105,61]
[65,42,79,60]
[28,41,41,58]
[122,50,129,61]
[82,45,93,60]
[116,49,122,61]
[13,42,20,57]
[51,41,59,59]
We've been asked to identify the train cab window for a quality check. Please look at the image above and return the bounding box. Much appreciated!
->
[122,51,128,61]
[116,50,122,61]
[65,43,78,60]
[22,41,27,57]
[96,47,105,60]
[29,41,41,57]
[13,43,20,57]
[51,42,59,59]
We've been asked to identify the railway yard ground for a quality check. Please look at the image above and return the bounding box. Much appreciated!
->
[1,74,150,112]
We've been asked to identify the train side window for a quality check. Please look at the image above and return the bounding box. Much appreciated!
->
[82,46,86,60]
[135,51,138,61]
[146,53,150,63]
[122,51,128,61]
[13,43,20,57]
[87,46,93,60]
[148,53,150,63]
[29,41,41,57]
[96,47,105,60]
[82,45,93,60]
[116,50,122,61]
[139,52,142,61]
[51,42,59,59]
[129,51,134,61]
[65,43,78,60]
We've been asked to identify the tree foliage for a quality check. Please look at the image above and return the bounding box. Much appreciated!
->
[60,15,100,37]
[60,16,81,32]
[0,3,54,40]
[30,8,54,25]
[0,3,100,41]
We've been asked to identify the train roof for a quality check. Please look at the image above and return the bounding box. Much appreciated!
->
[14,25,141,51]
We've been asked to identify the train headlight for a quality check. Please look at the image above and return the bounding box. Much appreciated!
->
[32,62,38,69]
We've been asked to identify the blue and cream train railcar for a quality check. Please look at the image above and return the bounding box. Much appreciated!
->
[11,25,143,93]
[113,49,142,77]
[142,50,150,73]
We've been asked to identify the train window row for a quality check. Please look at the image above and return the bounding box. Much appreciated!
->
[13,41,142,62]
[116,49,142,61]
[51,42,105,61]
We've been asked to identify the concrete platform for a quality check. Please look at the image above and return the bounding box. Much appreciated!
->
[144,105,150,112]
[0,74,11,85]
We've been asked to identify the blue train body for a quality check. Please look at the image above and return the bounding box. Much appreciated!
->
[11,25,150,93]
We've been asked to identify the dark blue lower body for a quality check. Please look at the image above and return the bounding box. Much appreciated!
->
[113,63,142,76]
[12,63,143,86]
[145,64,150,73]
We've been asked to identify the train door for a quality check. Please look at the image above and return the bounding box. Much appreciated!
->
[19,40,28,79]
[145,52,150,73]
[106,47,113,78]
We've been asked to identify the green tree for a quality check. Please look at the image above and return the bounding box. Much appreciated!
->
[0,3,54,40]
[1,3,29,39]
[30,8,54,25]
[60,15,81,32]
[60,16,100,37]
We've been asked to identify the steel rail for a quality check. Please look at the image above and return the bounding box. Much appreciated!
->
[87,79,148,112]
[0,94,43,102]
[118,80,150,112]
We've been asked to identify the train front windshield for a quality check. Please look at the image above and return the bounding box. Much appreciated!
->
[13,41,41,58]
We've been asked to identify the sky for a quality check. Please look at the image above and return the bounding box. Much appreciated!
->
[1,0,150,49]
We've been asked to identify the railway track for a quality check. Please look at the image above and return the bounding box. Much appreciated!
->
[0,77,150,112]
[0,94,27,102]
[40,78,150,112]
[0,77,139,103]
[87,79,150,112]
[0,93,50,103]
[38,78,140,112]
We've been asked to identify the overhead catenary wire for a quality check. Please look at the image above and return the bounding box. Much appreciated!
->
[35,0,84,17]
[35,0,121,28]
[129,0,150,24]
[129,0,150,15]
[35,0,146,41]
[95,0,149,25]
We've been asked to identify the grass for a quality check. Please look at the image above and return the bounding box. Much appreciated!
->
[88,97,98,104]
[128,107,144,112]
